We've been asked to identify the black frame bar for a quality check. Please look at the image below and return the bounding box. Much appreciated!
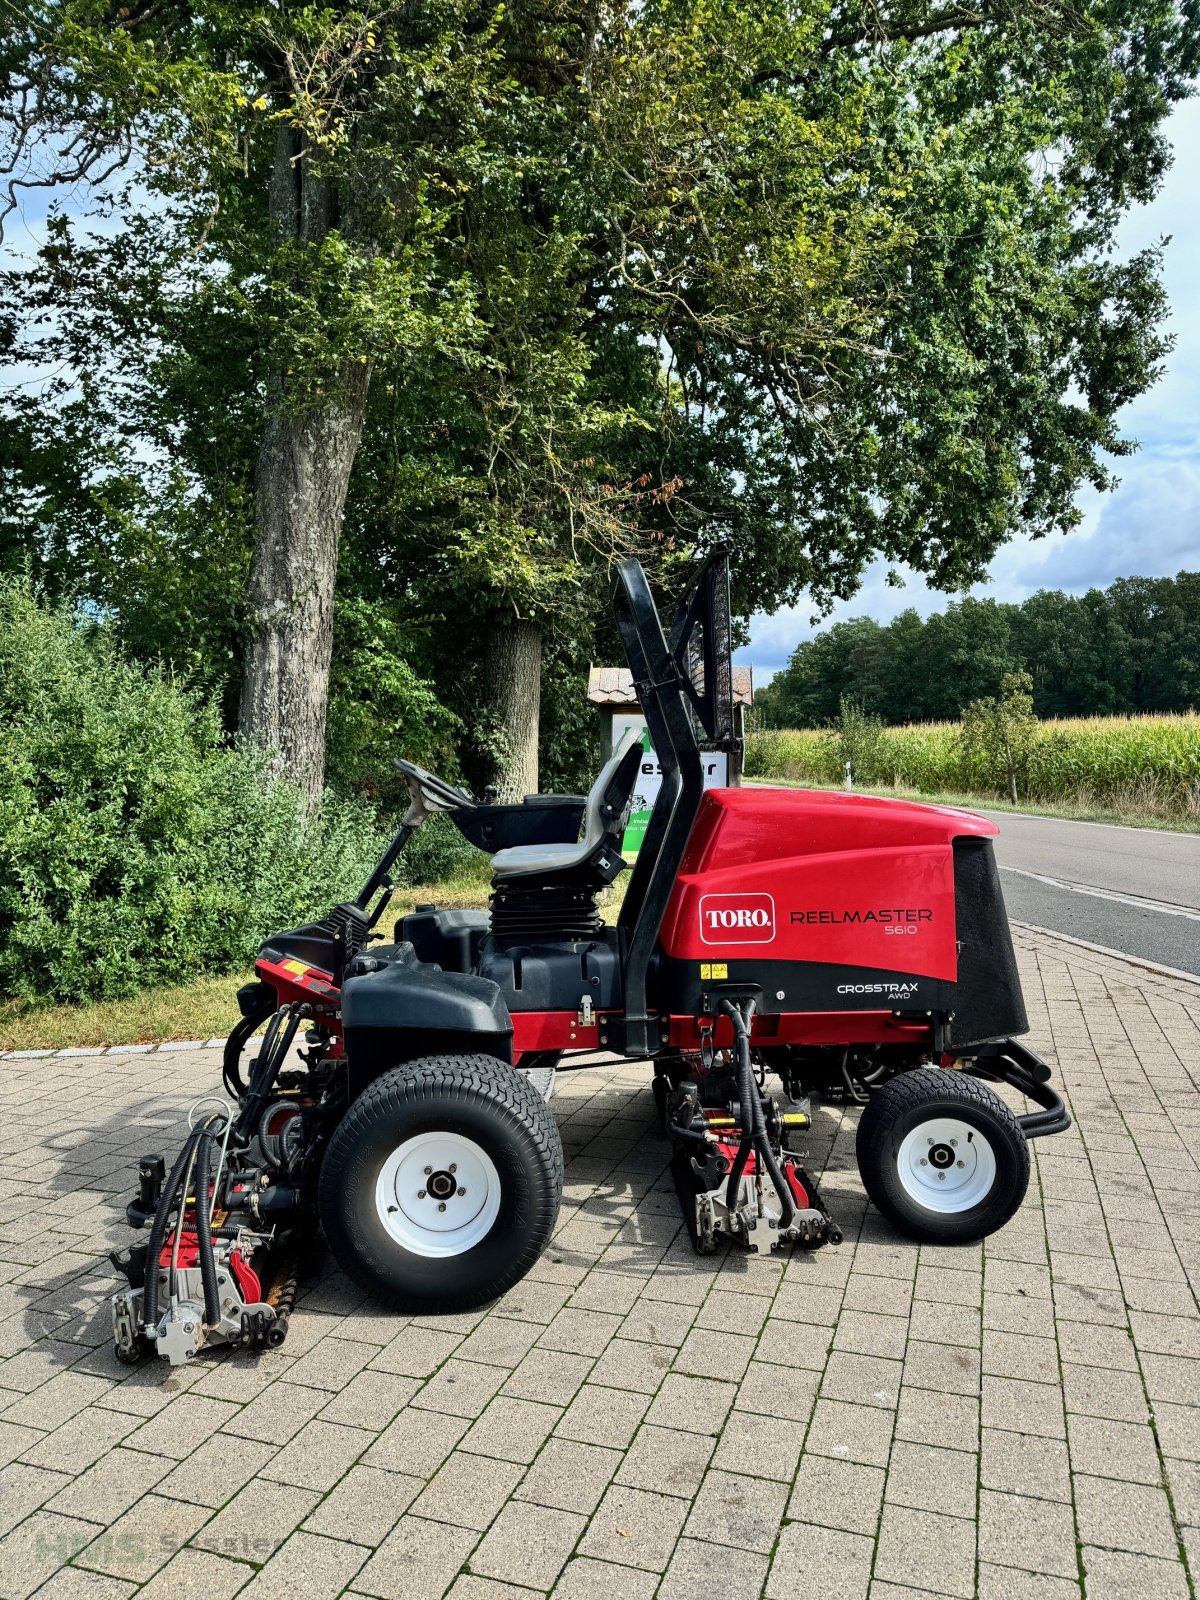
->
[613,547,737,1055]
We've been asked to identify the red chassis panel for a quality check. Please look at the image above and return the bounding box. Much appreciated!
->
[659,787,996,985]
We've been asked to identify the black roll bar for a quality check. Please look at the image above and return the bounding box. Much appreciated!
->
[614,547,736,1055]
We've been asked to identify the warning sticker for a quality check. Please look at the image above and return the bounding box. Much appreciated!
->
[699,962,729,980]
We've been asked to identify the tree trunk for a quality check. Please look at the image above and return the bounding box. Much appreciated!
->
[482,620,542,801]
[238,127,370,810]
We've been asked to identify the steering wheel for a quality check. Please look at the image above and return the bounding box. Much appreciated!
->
[394,757,476,811]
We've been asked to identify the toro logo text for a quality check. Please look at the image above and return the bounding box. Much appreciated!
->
[699,893,776,945]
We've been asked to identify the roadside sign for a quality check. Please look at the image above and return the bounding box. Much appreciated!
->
[614,714,729,853]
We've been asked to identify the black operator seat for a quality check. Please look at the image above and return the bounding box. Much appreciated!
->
[489,729,645,883]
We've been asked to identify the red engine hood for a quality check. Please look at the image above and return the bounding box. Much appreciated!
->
[660,787,996,981]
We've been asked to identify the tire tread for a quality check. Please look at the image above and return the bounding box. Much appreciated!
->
[319,1053,563,1313]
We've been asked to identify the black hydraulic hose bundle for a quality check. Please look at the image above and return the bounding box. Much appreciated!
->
[140,1125,203,1334]
[140,1115,230,1335]
[192,1129,221,1328]
[235,1005,302,1146]
[721,999,797,1230]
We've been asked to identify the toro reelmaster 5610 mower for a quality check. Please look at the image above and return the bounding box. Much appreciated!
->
[111,549,1068,1365]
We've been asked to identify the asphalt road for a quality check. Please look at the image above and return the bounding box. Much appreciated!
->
[971,808,1200,976]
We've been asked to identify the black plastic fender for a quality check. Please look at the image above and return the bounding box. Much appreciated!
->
[342,956,514,1093]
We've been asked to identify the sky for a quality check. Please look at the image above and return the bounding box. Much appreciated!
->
[737,96,1200,680]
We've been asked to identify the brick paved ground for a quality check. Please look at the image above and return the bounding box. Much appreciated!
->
[0,925,1197,1600]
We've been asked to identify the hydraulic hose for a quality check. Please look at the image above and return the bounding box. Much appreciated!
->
[140,1125,202,1334]
[192,1129,221,1329]
[257,1100,300,1173]
[721,1000,796,1230]
[234,1006,302,1144]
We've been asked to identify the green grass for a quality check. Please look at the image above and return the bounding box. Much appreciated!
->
[750,776,1200,833]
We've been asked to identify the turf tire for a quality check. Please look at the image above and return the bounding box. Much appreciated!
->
[856,1067,1029,1244]
[319,1054,563,1313]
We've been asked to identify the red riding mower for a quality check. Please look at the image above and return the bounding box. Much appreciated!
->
[111,550,1068,1365]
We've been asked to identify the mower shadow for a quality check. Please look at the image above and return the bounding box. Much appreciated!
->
[11,1058,883,1379]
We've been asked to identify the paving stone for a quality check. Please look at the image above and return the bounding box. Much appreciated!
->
[659,1536,770,1600]
[192,1479,320,1564]
[895,1387,978,1453]
[980,1426,1072,1505]
[261,1418,373,1492]
[683,1467,788,1553]
[586,1338,672,1394]
[578,1483,686,1572]
[460,1396,562,1464]
[303,1464,422,1546]
[884,1440,977,1520]
[135,1549,254,1599]
[550,1556,658,1600]
[411,1360,511,1421]
[22,1568,136,1600]
[831,1309,909,1361]
[555,1384,649,1448]
[789,1455,885,1535]
[370,1326,463,1379]
[1065,1413,1162,1486]
[712,1408,806,1482]
[981,1375,1065,1439]
[673,1327,756,1382]
[977,1562,1082,1600]
[1080,1547,1189,1600]
[0,1510,95,1600]
[284,1337,378,1393]
[2,1373,112,1432]
[145,1433,277,1512]
[805,1398,895,1467]
[1061,1363,1149,1424]
[75,1494,211,1583]
[355,1514,478,1600]
[1151,1402,1200,1463]
[767,1521,873,1600]
[445,1579,540,1600]
[1055,1320,1138,1372]
[873,1504,976,1599]
[235,1529,368,1600]
[821,1350,902,1410]
[318,1368,420,1429]
[501,1347,594,1407]
[538,1309,624,1358]
[470,1501,587,1589]
[13,1411,133,1480]
[0,1462,73,1537]
[616,1422,713,1497]
[978,1487,1078,1578]
[363,1407,471,1478]
[45,1446,172,1525]
[411,1449,524,1531]
[1073,1474,1179,1558]
[516,1437,622,1514]
[452,1319,543,1371]
[232,1382,329,1446]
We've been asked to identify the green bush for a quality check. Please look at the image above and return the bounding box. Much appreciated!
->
[0,580,394,1004]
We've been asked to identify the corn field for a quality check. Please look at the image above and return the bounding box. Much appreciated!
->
[744,713,1200,820]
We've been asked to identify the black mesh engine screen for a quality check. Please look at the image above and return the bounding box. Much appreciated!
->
[949,836,1029,1048]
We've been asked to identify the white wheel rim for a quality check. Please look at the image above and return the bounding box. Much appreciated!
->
[896,1116,997,1213]
[375,1133,501,1258]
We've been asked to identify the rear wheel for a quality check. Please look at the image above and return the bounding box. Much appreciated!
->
[319,1054,562,1312]
[856,1068,1029,1244]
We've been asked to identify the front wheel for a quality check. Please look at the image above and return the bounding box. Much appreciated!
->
[855,1068,1029,1244]
[319,1054,562,1313]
